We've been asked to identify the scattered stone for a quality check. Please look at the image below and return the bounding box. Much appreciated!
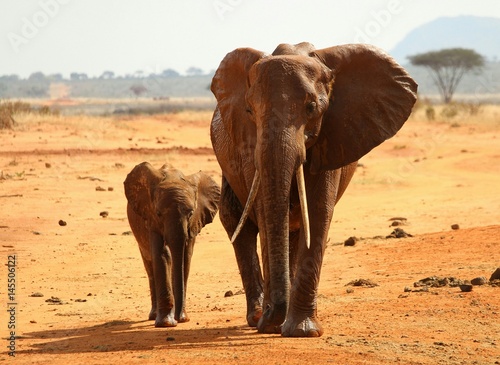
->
[32,231,41,235]
[114,163,125,168]
[45,162,51,168]
[404,287,412,292]
[100,211,109,218]
[490,279,500,287]
[391,220,404,227]
[30,320,37,324]
[459,284,473,292]
[87,293,93,296]
[29,292,44,297]
[224,290,234,297]
[386,228,413,238]
[74,299,87,302]
[490,268,500,282]
[95,186,106,191]
[414,276,465,288]
[45,296,63,304]
[58,219,67,226]
[346,279,378,288]
[388,217,407,222]
[108,187,114,191]
[471,277,488,286]
[122,231,132,235]
[451,224,460,230]
[346,288,354,294]
[344,236,358,246]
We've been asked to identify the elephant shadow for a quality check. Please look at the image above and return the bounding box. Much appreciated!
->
[17,320,263,355]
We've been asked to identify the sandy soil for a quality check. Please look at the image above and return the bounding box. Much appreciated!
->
[1,106,499,365]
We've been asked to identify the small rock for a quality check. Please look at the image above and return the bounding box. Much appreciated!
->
[30,320,37,323]
[45,162,51,168]
[490,268,500,281]
[451,224,460,230]
[95,186,106,191]
[459,284,473,292]
[346,279,378,288]
[224,290,234,297]
[58,219,67,226]
[87,293,93,296]
[471,277,487,286]
[404,287,412,292]
[346,288,354,294]
[344,236,358,246]
[100,211,109,218]
[107,187,114,191]
[74,299,87,302]
[386,228,413,238]
[29,292,44,297]
[45,296,62,304]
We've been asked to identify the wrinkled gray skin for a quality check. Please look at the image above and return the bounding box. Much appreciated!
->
[210,42,417,337]
[124,162,220,327]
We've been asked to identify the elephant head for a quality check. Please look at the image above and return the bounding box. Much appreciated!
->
[124,162,220,327]
[211,43,417,334]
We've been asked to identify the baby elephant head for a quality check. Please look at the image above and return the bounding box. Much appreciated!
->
[124,162,220,327]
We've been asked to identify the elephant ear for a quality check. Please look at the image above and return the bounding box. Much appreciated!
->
[189,172,220,237]
[124,162,165,224]
[309,44,418,173]
[211,47,266,138]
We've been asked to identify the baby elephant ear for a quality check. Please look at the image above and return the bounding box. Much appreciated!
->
[310,44,418,173]
[124,162,165,221]
[189,172,220,237]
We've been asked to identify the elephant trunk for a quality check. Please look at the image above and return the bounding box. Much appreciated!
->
[254,128,305,332]
[167,221,189,322]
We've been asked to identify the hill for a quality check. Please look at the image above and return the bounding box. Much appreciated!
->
[391,16,500,63]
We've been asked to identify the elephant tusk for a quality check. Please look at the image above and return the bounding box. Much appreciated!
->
[230,170,260,245]
[296,164,311,249]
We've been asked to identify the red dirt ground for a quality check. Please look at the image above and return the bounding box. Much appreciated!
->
[1,107,499,364]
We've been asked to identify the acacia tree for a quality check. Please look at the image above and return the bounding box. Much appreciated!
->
[408,48,484,103]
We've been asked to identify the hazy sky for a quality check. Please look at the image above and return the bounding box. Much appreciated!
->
[1,0,499,78]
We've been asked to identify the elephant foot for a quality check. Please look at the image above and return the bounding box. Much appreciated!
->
[256,303,286,334]
[176,310,190,323]
[247,307,263,328]
[281,315,324,337]
[246,296,263,327]
[155,313,177,327]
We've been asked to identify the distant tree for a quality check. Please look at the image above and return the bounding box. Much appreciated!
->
[48,73,64,81]
[70,72,88,81]
[28,71,46,81]
[408,48,485,103]
[100,71,115,79]
[0,74,19,81]
[161,68,180,78]
[185,66,204,76]
[130,84,148,97]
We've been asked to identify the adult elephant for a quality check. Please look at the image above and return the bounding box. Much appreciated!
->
[124,162,220,327]
[210,42,417,337]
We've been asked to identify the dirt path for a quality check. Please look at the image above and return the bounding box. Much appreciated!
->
[1,109,499,364]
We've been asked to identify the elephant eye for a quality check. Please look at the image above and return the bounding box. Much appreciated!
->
[245,106,253,116]
[156,211,162,218]
[306,101,317,116]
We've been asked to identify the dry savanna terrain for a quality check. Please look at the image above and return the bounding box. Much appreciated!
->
[1,100,499,365]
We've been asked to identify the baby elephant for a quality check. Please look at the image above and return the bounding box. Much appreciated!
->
[124,162,220,327]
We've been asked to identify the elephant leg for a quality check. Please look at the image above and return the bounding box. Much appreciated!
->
[175,237,195,323]
[150,232,177,327]
[220,177,264,327]
[141,258,157,320]
[282,170,339,337]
